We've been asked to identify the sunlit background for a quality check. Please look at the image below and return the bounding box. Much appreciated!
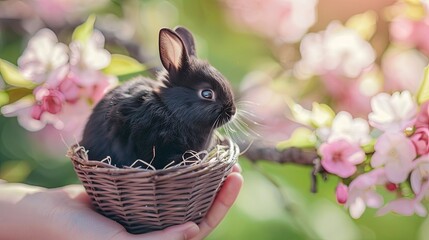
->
[1,0,429,239]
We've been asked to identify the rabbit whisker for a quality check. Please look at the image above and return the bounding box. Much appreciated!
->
[209,113,224,143]
[236,100,260,107]
[236,115,260,137]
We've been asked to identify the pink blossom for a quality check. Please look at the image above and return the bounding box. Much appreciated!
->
[378,158,429,217]
[32,0,109,27]
[44,65,69,88]
[296,21,375,79]
[346,169,386,219]
[18,29,68,84]
[31,104,43,120]
[1,26,117,133]
[390,16,429,56]
[69,30,111,87]
[319,139,365,178]
[381,47,427,94]
[415,101,429,129]
[371,132,416,183]
[336,183,348,204]
[58,74,81,103]
[410,156,429,195]
[335,81,373,118]
[1,93,90,133]
[321,68,380,118]
[55,99,92,134]
[34,87,65,115]
[410,127,429,155]
[239,70,302,141]
[28,100,93,157]
[42,90,64,114]
[377,198,427,217]
[0,0,109,28]
[1,97,57,131]
[378,179,429,217]
[33,0,71,26]
[223,0,317,43]
[328,111,371,145]
[368,91,417,132]
[88,74,117,104]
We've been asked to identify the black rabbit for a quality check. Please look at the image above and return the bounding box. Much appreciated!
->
[80,27,236,169]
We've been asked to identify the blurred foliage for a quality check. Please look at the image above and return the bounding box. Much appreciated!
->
[0,0,428,239]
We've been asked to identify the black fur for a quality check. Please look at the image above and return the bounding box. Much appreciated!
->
[80,27,235,169]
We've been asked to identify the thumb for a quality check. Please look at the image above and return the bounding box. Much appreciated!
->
[136,222,200,240]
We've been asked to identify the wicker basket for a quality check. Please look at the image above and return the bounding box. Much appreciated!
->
[68,138,239,234]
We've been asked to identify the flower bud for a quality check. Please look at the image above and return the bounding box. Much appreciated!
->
[31,105,43,120]
[385,182,398,192]
[336,182,348,204]
[410,127,429,155]
[41,89,65,114]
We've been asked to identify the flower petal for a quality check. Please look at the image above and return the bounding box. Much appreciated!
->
[385,161,412,183]
[349,197,366,219]
[410,168,423,194]
[365,191,383,208]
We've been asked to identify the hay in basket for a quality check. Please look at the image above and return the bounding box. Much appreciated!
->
[68,137,239,234]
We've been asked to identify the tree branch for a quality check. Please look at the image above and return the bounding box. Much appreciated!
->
[240,141,326,193]
[242,142,318,166]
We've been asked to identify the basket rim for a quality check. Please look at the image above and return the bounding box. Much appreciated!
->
[68,137,239,174]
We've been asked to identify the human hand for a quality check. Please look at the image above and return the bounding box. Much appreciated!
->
[0,164,243,240]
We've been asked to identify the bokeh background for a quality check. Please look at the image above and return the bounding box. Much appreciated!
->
[1,0,429,239]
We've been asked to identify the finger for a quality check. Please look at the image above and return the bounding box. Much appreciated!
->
[192,172,243,240]
[61,184,92,205]
[113,222,200,240]
[49,193,131,240]
[0,183,45,202]
[59,186,200,240]
[232,163,242,173]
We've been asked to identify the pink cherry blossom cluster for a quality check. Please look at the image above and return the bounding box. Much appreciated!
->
[221,0,318,43]
[1,28,117,135]
[383,2,429,95]
[316,91,429,218]
[0,0,109,28]
[292,2,429,117]
[294,21,378,117]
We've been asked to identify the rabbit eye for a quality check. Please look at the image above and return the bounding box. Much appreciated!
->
[200,89,214,100]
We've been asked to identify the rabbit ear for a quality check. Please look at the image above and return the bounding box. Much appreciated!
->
[174,27,196,56]
[159,28,188,73]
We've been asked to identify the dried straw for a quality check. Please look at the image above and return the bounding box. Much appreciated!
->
[68,138,239,234]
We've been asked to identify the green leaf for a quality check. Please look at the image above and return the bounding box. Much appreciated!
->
[6,88,33,104]
[72,15,96,42]
[103,54,146,76]
[417,66,429,104]
[0,91,9,106]
[0,59,35,88]
[276,127,316,150]
[0,161,31,182]
[117,71,147,82]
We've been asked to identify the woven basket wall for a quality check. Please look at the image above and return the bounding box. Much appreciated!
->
[68,139,239,234]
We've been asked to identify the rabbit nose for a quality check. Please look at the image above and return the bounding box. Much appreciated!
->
[231,106,237,116]
[230,106,236,116]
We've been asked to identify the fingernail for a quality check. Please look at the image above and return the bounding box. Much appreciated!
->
[171,222,200,239]
[234,163,242,173]
[184,223,199,239]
